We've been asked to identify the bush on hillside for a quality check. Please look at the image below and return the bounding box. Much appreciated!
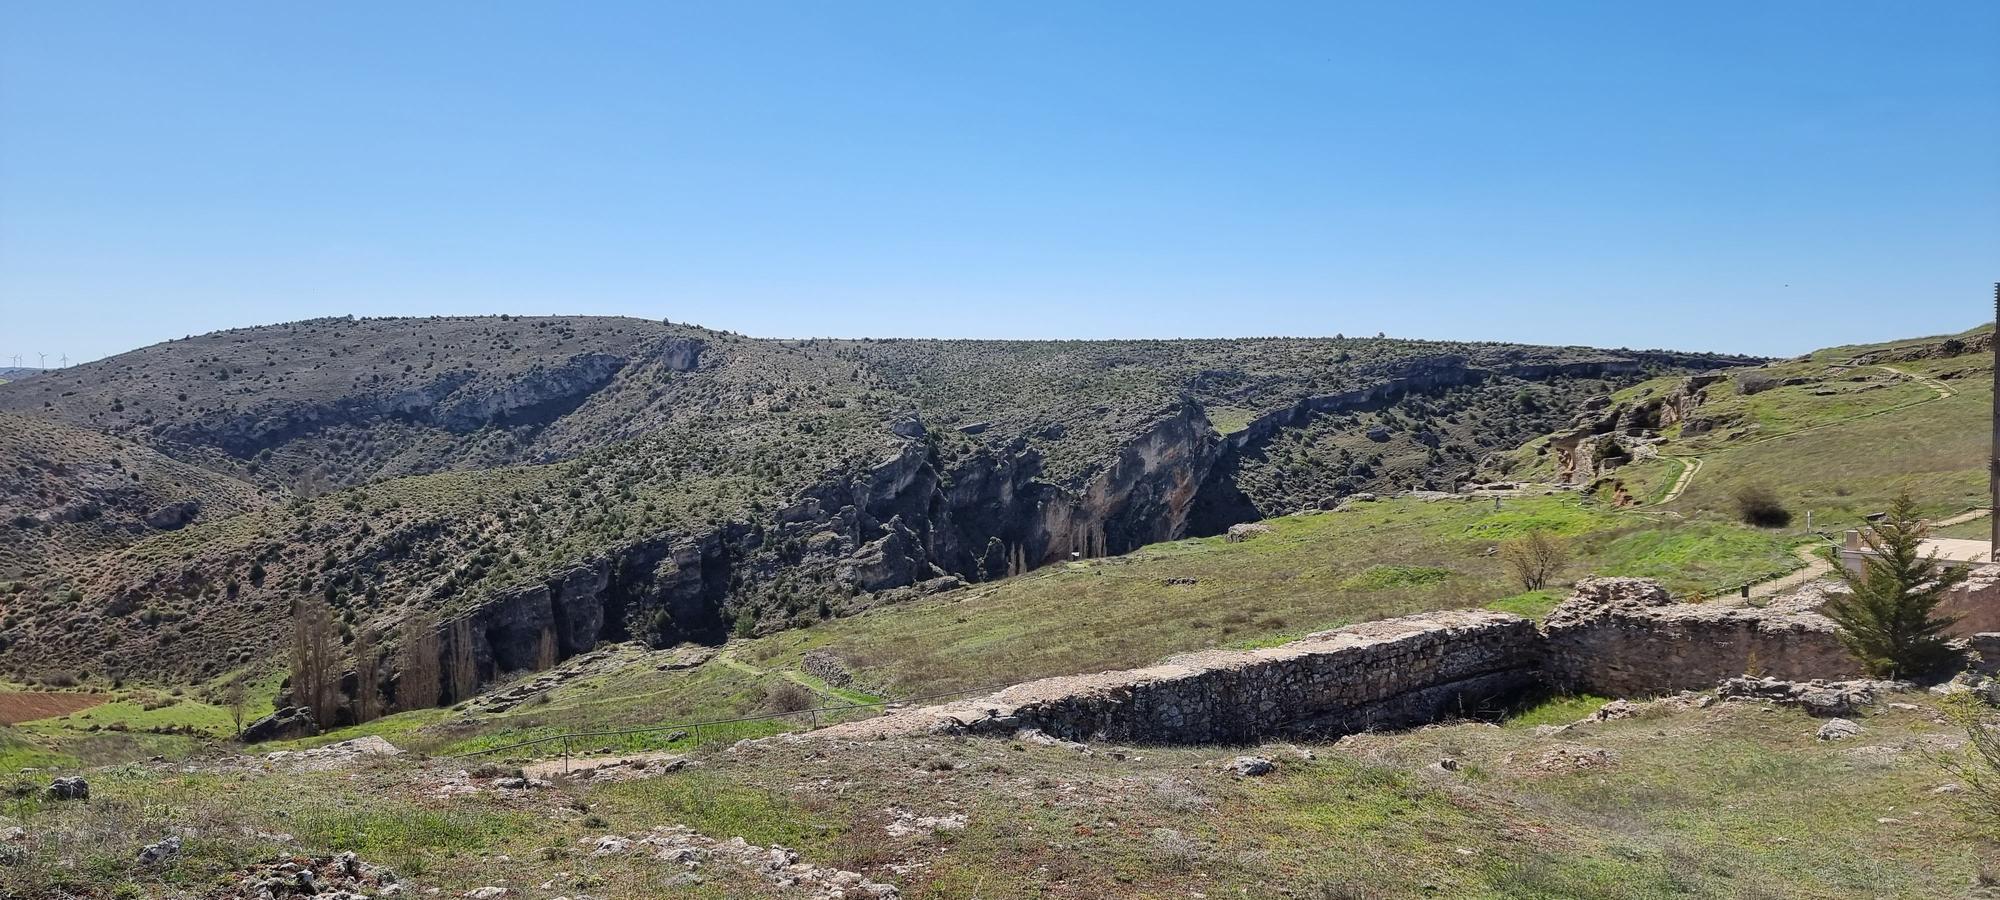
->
[1732,485,1792,527]
[1500,531,1569,591]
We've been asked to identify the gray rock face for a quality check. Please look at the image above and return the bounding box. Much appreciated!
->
[242,706,319,743]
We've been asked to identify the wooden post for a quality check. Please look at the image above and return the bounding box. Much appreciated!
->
[562,735,570,776]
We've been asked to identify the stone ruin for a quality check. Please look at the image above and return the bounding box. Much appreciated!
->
[812,577,1924,746]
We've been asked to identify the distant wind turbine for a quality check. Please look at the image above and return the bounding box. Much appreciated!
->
[37,352,46,368]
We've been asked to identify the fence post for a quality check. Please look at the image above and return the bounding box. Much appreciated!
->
[562,735,570,776]
[810,708,818,730]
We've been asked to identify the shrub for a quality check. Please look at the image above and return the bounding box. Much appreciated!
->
[1731,484,1792,527]
[762,681,814,713]
[1824,493,1965,678]
[1500,531,1569,590]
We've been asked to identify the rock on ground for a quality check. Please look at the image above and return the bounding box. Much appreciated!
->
[217,852,405,899]
[1223,755,1275,776]
[1817,718,1865,741]
[1719,676,1906,718]
[1225,522,1274,543]
[584,825,898,898]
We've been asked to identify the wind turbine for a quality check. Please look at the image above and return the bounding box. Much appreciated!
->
[37,352,46,369]
[59,354,68,368]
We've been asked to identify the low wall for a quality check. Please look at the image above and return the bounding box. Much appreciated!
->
[812,579,1875,747]
[1942,565,2000,637]
[815,610,1543,744]
[1542,578,1861,695]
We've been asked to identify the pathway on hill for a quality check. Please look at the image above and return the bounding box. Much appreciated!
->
[1933,507,1992,528]
[1655,455,1702,505]
[1746,543,1835,599]
[1649,363,1961,509]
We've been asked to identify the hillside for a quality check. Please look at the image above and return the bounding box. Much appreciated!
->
[0,316,1751,688]
[1493,323,1993,528]
[2,323,1997,900]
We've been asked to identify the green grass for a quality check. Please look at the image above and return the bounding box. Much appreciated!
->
[1339,564,1453,591]
[1485,589,1562,620]
[1501,693,1614,729]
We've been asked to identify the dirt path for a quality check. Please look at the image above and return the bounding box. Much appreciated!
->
[1747,543,1835,599]
[1934,507,1992,528]
[1655,455,1702,505]
[1876,364,1955,399]
[1650,364,1957,509]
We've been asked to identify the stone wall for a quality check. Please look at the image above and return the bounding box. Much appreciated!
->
[814,609,1543,744]
[813,578,1878,748]
[1542,578,1861,696]
[1941,565,2000,638]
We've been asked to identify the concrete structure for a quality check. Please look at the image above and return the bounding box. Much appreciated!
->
[1839,531,1993,577]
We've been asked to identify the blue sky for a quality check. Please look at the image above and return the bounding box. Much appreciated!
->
[2,2,1995,363]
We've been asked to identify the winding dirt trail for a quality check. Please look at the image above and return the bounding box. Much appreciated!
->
[1648,364,1959,509]
[1746,543,1835,599]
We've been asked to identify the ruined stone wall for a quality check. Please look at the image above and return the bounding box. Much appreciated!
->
[811,579,1875,748]
[815,609,1543,744]
[1941,565,2000,638]
[1542,578,1861,696]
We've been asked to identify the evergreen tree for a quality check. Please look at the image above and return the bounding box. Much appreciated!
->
[1824,493,1966,678]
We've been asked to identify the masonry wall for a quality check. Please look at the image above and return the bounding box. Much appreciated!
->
[812,579,1875,748]
[1541,578,1861,696]
[815,609,1544,744]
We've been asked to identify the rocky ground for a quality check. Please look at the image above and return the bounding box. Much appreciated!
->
[3,675,1997,899]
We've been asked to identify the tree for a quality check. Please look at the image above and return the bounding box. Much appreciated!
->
[1500,531,1570,591]
[395,615,442,712]
[1824,493,1966,677]
[289,597,341,727]
[222,676,248,740]
[351,627,383,724]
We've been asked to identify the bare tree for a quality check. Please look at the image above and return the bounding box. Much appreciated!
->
[289,598,341,727]
[448,618,480,703]
[1500,531,1570,591]
[351,627,383,724]
[222,676,248,740]
[395,615,442,712]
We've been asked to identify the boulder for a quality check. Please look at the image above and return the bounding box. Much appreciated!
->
[242,706,320,743]
[45,776,88,801]
[142,499,201,530]
[1817,718,1864,741]
[137,835,181,865]
[1223,755,1275,776]
[1225,523,1274,543]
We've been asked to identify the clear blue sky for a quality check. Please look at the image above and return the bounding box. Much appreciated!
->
[2,2,1995,363]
